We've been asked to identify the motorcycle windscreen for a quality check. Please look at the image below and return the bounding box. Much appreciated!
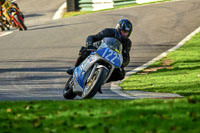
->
[96,47,121,67]
[74,66,86,88]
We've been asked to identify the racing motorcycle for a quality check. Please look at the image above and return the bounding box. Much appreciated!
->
[2,1,27,31]
[63,37,123,99]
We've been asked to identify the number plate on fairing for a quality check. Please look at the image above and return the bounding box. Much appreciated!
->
[96,46,121,67]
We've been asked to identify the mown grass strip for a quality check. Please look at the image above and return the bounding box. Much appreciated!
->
[121,32,200,96]
[0,97,200,133]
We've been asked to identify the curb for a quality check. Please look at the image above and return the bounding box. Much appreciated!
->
[110,26,200,99]
[52,2,66,20]
[0,31,13,37]
[52,0,176,20]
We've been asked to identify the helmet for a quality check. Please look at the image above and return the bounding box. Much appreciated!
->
[116,19,132,38]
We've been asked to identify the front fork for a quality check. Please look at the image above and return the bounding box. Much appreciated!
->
[87,62,114,84]
[87,63,99,83]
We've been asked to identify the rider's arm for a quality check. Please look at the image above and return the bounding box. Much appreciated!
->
[86,28,115,46]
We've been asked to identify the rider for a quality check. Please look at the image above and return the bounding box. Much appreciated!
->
[67,19,133,82]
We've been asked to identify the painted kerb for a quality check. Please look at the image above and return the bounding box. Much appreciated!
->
[77,0,165,11]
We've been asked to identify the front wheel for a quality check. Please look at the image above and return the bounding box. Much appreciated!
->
[13,14,27,31]
[63,76,77,99]
[82,67,107,99]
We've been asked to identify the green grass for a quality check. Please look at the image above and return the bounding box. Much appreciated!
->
[0,98,200,133]
[120,33,200,96]
[63,0,173,18]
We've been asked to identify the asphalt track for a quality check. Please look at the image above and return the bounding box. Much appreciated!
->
[0,0,200,100]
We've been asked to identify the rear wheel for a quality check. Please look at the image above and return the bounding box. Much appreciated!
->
[1,26,5,31]
[82,67,107,99]
[5,24,10,30]
[63,76,77,99]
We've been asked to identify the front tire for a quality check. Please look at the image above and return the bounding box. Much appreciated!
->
[63,76,77,99]
[13,14,27,31]
[82,67,107,99]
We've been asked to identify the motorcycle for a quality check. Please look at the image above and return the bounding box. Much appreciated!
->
[2,1,27,31]
[63,37,123,99]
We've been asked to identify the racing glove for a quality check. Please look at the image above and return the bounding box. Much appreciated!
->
[86,42,97,51]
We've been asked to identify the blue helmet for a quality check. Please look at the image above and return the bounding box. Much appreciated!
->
[116,19,133,37]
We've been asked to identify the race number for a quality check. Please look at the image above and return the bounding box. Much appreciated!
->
[101,48,120,66]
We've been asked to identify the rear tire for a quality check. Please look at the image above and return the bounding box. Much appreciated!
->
[63,76,77,99]
[1,26,5,31]
[82,67,107,99]
[6,25,10,30]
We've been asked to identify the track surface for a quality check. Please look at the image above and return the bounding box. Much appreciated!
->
[0,0,200,100]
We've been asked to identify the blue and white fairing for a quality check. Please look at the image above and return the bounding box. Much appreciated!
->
[73,52,99,93]
[96,42,123,68]
[73,37,123,94]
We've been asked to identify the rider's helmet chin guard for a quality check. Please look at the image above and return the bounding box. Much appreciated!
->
[116,19,133,38]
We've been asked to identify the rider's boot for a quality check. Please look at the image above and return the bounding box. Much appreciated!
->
[98,87,103,94]
[66,67,75,75]
[1,27,4,31]
[66,56,84,75]
[0,25,5,31]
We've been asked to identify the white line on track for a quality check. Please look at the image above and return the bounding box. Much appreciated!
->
[52,3,66,20]
[0,31,13,37]
[110,26,200,99]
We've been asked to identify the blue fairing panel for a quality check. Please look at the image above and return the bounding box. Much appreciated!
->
[74,66,86,88]
[96,47,121,67]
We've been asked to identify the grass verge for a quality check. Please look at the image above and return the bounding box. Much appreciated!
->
[120,32,200,96]
[0,97,200,133]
